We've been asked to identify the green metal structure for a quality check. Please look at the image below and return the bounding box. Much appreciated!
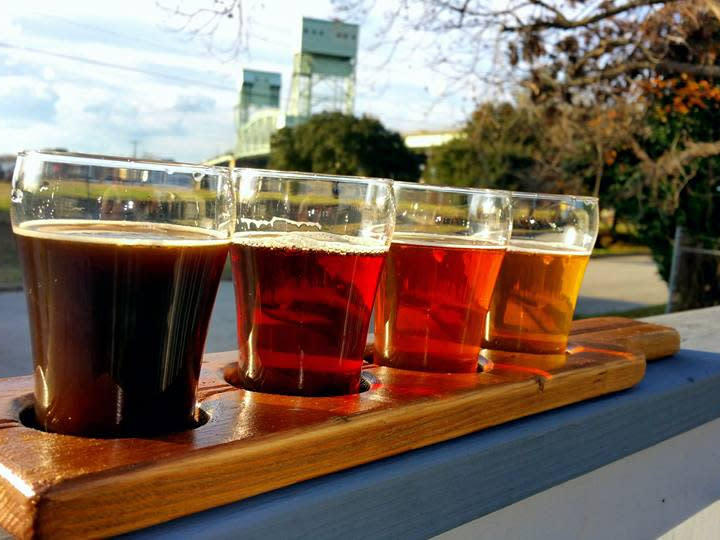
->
[286,17,359,121]
[232,18,359,161]
[234,69,283,160]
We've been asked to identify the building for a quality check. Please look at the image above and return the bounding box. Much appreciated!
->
[206,17,359,168]
[403,129,463,153]
[401,129,464,181]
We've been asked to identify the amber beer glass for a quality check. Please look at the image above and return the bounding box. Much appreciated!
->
[483,192,599,355]
[231,169,395,396]
[374,183,512,373]
[11,151,233,436]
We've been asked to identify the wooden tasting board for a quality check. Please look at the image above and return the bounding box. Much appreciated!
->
[0,317,680,539]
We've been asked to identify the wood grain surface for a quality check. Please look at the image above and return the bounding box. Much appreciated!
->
[569,317,681,361]
[0,317,679,539]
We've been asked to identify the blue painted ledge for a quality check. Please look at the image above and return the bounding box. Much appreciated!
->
[128,308,720,540]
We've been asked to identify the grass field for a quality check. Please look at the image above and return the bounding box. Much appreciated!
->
[0,181,9,214]
[591,244,651,257]
[0,182,21,288]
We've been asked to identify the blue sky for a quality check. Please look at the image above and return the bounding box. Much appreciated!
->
[0,0,476,162]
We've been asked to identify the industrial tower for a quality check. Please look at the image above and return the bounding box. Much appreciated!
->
[236,69,281,125]
[234,69,283,161]
[233,18,359,162]
[286,17,359,123]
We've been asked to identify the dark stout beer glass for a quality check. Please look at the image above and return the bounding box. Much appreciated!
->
[483,192,599,355]
[231,169,395,396]
[11,151,233,436]
[374,183,512,373]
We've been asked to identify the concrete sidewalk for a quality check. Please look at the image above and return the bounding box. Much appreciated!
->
[575,255,667,317]
[0,255,669,378]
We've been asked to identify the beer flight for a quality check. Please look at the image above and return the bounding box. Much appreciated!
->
[10,151,599,437]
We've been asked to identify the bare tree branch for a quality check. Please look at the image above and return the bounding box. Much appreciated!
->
[657,60,720,78]
[565,60,655,87]
[157,0,246,61]
[502,0,668,32]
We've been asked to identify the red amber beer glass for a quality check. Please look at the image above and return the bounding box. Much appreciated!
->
[11,151,233,436]
[483,192,599,355]
[374,183,512,373]
[231,170,395,396]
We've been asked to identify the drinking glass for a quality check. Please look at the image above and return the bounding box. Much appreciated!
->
[11,151,233,436]
[231,169,395,396]
[483,192,599,355]
[373,183,512,373]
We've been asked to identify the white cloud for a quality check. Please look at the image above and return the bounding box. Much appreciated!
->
[0,0,481,161]
[174,95,217,113]
[0,76,58,125]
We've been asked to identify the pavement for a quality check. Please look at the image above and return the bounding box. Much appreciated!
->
[575,254,668,316]
[0,255,668,378]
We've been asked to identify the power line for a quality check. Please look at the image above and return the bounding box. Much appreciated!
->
[33,11,296,61]
[35,11,198,57]
[0,42,237,93]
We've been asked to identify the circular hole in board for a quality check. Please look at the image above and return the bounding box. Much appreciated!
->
[17,400,210,439]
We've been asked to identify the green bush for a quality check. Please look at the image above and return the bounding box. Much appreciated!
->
[269,112,421,181]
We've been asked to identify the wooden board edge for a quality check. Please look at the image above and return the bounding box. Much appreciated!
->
[33,352,645,538]
[569,323,680,362]
[570,317,639,335]
[617,327,680,362]
[0,474,38,540]
[361,317,680,366]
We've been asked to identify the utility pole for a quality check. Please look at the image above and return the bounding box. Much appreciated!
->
[131,140,138,158]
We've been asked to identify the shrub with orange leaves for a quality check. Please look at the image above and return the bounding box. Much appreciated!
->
[640,76,720,118]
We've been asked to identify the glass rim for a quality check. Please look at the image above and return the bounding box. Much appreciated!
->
[394,181,511,199]
[15,150,224,175]
[234,167,394,187]
[511,190,599,204]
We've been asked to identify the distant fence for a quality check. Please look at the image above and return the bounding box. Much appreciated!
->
[667,226,720,312]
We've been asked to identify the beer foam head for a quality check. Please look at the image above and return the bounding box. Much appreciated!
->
[232,231,388,255]
[391,231,506,250]
[14,219,228,246]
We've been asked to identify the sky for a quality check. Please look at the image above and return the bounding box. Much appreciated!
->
[0,0,478,162]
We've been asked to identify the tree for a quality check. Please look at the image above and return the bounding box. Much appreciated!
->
[426,97,641,204]
[334,1,718,99]
[607,75,720,287]
[187,0,720,302]
[268,112,421,181]
[332,0,720,193]
[426,102,540,190]
[335,1,720,292]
